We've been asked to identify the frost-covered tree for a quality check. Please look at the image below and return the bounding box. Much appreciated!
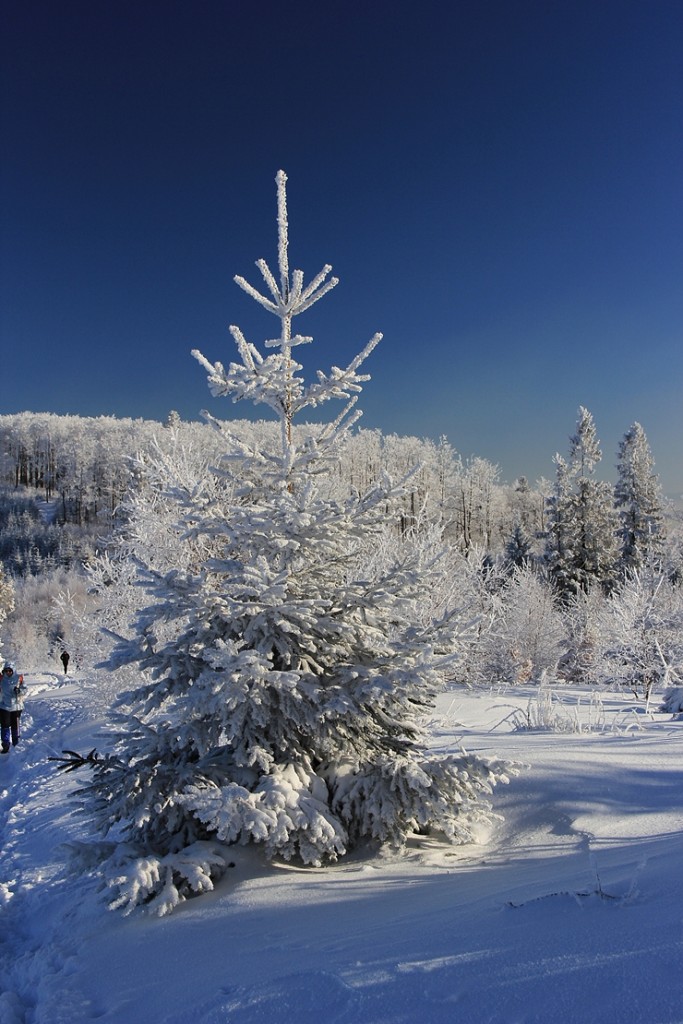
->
[545,408,620,597]
[501,476,544,554]
[615,422,665,574]
[453,456,502,554]
[595,569,683,702]
[544,454,572,590]
[0,564,15,662]
[503,521,534,571]
[477,566,565,685]
[556,584,605,685]
[0,564,14,624]
[74,171,511,915]
[445,546,508,686]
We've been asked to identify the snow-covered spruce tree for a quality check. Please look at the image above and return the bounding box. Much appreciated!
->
[74,171,512,915]
[503,521,534,571]
[614,422,665,575]
[543,454,573,591]
[545,407,620,598]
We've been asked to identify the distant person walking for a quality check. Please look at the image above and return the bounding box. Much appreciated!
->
[0,663,27,753]
[60,650,70,675]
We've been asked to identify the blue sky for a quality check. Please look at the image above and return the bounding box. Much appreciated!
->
[2,1,682,491]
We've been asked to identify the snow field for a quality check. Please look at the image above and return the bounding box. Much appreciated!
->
[1,676,682,1023]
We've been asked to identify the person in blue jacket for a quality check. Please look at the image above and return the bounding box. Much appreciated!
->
[0,662,27,753]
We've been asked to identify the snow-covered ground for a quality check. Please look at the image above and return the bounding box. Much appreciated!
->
[1,674,682,1023]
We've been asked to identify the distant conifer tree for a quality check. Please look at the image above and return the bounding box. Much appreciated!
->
[545,408,620,597]
[614,422,665,574]
[504,522,534,571]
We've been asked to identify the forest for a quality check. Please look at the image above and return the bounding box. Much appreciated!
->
[0,398,681,696]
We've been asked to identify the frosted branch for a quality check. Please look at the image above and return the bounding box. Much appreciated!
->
[264,333,313,350]
[295,275,340,315]
[345,332,383,374]
[299,264,335,303]
[234,275,279,314]
[256,259,281,303]
[299,332,383,411]
[191,348,219,375]
[229,326,258,370]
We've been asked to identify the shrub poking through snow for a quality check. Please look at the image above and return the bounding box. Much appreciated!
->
[494,677,607,734]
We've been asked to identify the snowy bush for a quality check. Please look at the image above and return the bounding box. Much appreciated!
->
[476,565,566,685]
[594,569,683,702]
[73,171,514,914]
[557,585,605,685]
[660,686,683,715]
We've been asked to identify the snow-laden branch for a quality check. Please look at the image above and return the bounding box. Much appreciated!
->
[301,332,383,411]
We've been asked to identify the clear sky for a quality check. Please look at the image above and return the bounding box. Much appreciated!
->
[2,1,682,491]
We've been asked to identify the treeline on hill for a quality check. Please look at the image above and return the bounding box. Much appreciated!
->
[0,407,677,577]
[0,407,682,694]
[0,409,544,571]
